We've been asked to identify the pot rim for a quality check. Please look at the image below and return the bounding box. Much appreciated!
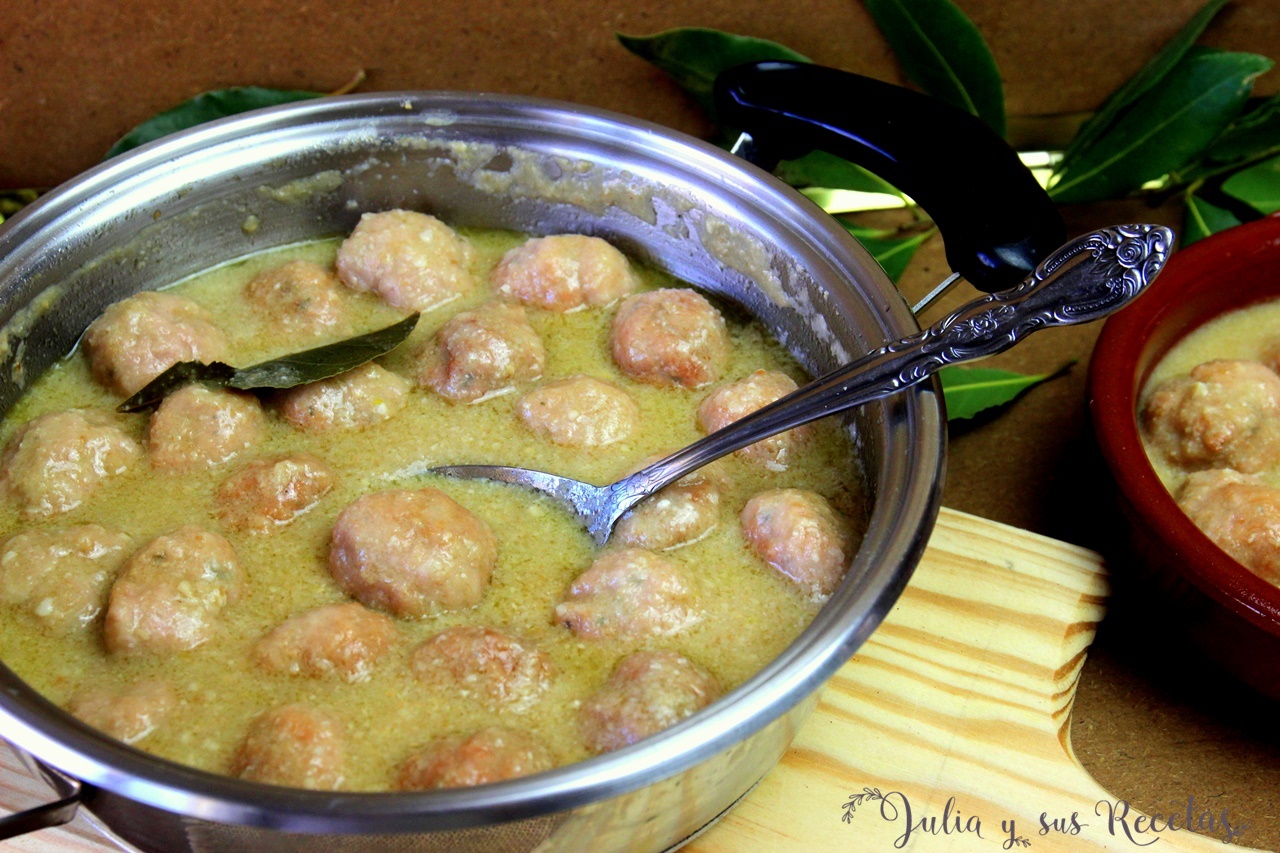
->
[0,91,945,833]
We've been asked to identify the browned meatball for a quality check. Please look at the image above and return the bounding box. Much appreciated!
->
[697,370,810,471]
[103,526,243,655]
[614,465,721,550]
[417,301,546,403]
[1142,359,1280,473]
[244,260,351,336]
[610,289,730,388]
[232,704,346,790]
[148,386,264,472]
[335,210,475,312]
[516,376,639,447]
[1178,469,1280,585]
[276,363,410,433]
[579,650,720,754]
[83,291,229,396]
[411,626,555,712]
[66,680,176,745]
[215,453,335,534]
[328,488,498,616]
[254,602,398,682]
[555,548,701,640]
[491,235,639,311]
[0,525,132,634]
[395,726,552,790]
[0,410,142,518]
[740,489,854,601]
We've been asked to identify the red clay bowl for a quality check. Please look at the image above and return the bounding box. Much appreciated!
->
[1090,212,1280,699]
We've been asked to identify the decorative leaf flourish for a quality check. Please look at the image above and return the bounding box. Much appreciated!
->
[861,0,1006,136]
[938,365,1059,421]
[118,313,419,413]
[1048,48,1271,203]
[841,787,885,823]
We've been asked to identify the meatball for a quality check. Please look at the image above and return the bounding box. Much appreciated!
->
[83,291,229,396]
[418,301,546,403]
[491,234,639,311]
[1178,469,1280,585]
[580,650,720,754]
[215,453,335,534]
[244,260,350,336]
[396,726,552,790]
[335,209,475,312]
[411,626,554,713]
[276,363,410,433]
[610,289,730,388]
[740,489,854,601]
[232,704,346,790]
[1142,359,1280,473]
[0,409,142,518]
[614,464,721,550]
[103,526,243,655]
[697,370,810,471]
[148,386,264,472]
[254,602,398,682]
[516,376,639,447]
[66,680,175,745]
[554,548,701,640]
[0,525,132,634]
[329,488,498,616]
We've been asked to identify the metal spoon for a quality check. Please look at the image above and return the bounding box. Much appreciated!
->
[431,224,1172,546]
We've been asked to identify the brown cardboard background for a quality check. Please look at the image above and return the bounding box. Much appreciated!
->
[2,0,1280,847]
[2,0,1279,187]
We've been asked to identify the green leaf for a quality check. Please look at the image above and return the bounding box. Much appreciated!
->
[1200,94,1280,165]
[0,189,40,224]
[1048,48,1271,204]
[105,87,323,160]
[617,28,808,118]
[1221,152,1280,214]
[841,224,934,283]
[118,313,419,412]
[861,0,1006,137]
[1182,192,1243,244]
[1058,0,1231,169]
[1173,95,1280,185]
[774,150,902,195]
[938,365,1053,421]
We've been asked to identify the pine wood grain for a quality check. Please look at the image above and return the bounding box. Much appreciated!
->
[692,509,1256,852]
[0,509,1255,851]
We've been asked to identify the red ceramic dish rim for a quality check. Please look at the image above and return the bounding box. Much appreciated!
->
[1089,212,1280,636]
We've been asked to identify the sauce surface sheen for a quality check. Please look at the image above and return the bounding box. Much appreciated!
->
[0,228,866,790]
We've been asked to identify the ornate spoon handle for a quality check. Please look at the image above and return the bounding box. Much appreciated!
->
[609,224,1174,515]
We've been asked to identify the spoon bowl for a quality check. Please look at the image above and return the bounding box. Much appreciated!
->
[434,224,1173,545]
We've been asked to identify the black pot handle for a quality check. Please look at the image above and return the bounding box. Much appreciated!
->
[0,776,82,841]
[713,61,1066,293]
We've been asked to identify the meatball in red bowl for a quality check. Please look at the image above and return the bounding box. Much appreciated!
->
[1089,213,1280,699]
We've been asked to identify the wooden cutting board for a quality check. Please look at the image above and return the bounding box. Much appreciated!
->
[0,509,1258,852]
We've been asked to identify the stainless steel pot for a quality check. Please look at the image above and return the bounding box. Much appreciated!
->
[0,82,955,851]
